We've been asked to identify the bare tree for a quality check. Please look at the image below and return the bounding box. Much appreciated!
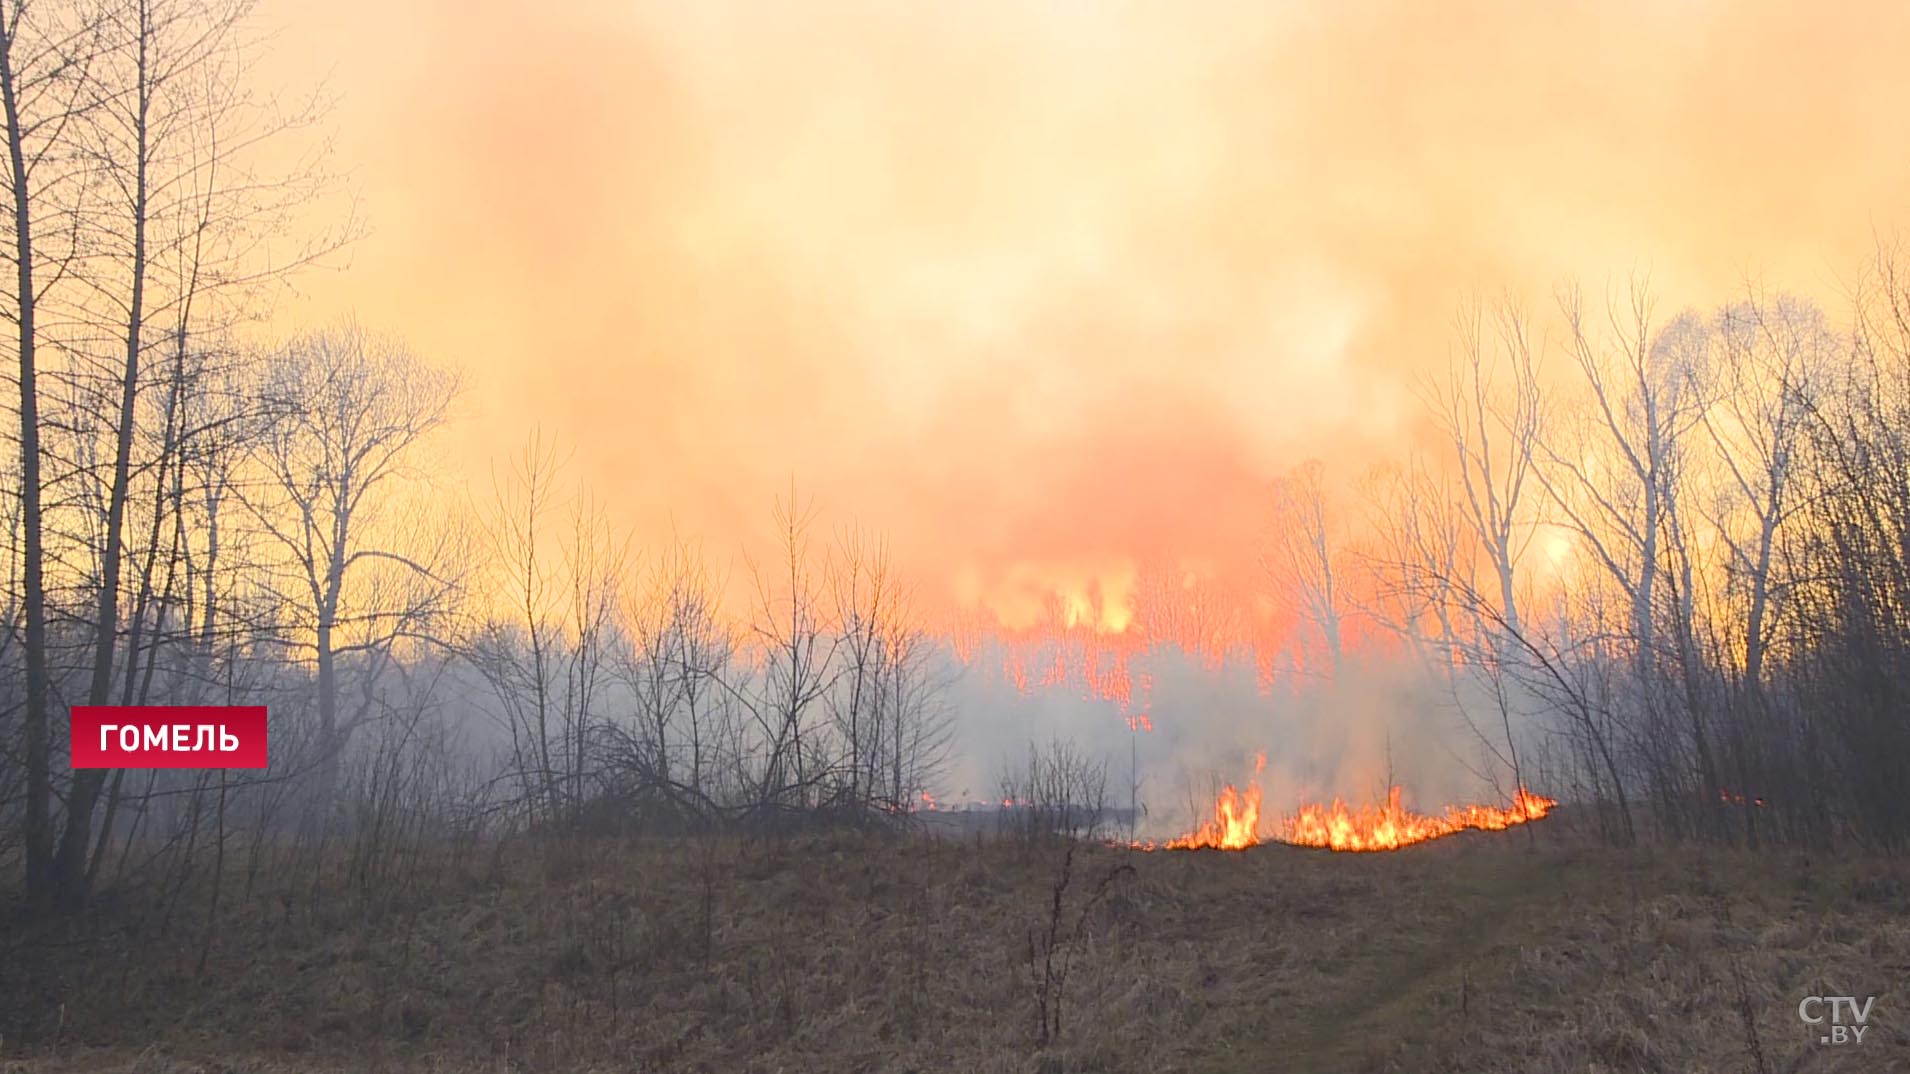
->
[611,537,734,826]
[998,737,1108,845]
[1424,295,1544,644]
[830,526,907,813]
[240,324,458,819]
[2,0,105,906]
[1387,298,1547,836]
[739,489,838,823]
[1782,239,1910,847]
[1264,458,1348,678]
[1691,292,1830,684]
[1540,280,1696,663]
[466,436,626,829]
[1133,559,1242,666]
[873,608,950,816]
[24,0,353,899]
[1358,456,1465,669]
[1541,281,1731,834]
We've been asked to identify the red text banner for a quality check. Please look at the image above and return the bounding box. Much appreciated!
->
[71,706,269,769]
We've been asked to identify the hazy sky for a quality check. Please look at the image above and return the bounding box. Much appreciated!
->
[257,0,1910,626]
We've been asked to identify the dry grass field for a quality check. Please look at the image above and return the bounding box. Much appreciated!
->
[2,819,1906,1073]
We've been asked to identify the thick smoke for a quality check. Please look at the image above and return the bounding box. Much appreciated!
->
[245,0,1910,838]
[260,0,1910,601]
[942,638,1530,838]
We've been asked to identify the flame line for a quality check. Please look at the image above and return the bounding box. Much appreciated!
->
[1136,785,1558,852]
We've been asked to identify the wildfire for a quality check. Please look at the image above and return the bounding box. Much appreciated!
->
[1162,782,1262,849]
[1282,786,1556,851]
[1157,751,1266,850]
[1147,778,1557,852]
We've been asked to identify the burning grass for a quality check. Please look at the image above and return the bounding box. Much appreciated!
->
[1,821,1904,1073]
[1145,780,1558,853]
[1279,785,1558,852]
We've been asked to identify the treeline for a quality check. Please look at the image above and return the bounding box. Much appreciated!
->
[0,0,953,911]
[0,314,957,910]
[0,306,956,909]
[1277,268,1910,851]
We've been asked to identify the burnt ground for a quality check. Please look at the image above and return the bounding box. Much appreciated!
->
[1,820,1906,1073]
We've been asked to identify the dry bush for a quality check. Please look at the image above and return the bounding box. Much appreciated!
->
[997,739,1110,847]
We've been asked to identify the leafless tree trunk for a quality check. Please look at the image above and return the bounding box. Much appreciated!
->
[1265,458,1346,678]
[615,538,733,826]
[469,435,628,830]
[61,0,158,898]
[242,325,457,825]
[1426,295,1544,646]
[1693,293,1829,685]
[1541,280,1694,668]
[46,0,352,899]
[1,0,100,906]
[741,488,838,823]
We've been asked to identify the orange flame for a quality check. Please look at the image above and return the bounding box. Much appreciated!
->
[1161,782,1262,849]
[1282,786,1556,851]
[1149,779,1557,852]
[1156,751,1266,850]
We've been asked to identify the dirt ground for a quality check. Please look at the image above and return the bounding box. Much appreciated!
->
[2,819,1906,1073]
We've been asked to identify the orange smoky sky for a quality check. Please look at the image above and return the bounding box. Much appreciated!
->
[254,0,1910,624]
